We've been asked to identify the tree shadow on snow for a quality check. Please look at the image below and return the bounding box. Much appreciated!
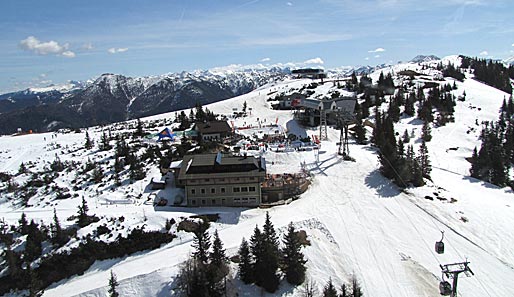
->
[364,169,401,198]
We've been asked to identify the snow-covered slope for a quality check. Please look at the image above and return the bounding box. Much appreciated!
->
[1,56,514,296]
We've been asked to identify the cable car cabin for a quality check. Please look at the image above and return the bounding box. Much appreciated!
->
[435,241,445,254]
[439,281,452,295]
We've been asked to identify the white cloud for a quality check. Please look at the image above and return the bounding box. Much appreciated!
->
[108,47,128,54]
[479,50,488,56]
[260,57,271,62]
[62,51,76,58]
[374,55,381,58]
[303,57,324,64]
[82,43,94,50]
[512,43,514,47]
[287,2,293,5]
[368,47,386,53]
[365,57,370,60]
[19,36,75,58]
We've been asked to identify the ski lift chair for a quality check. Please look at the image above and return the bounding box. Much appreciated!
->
[439,280,452,296]
[435,231,445,254]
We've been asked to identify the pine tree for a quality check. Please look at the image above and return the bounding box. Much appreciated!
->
[77,196,90,228]
[210,230,227,268]
[135,118,144,137]
[51,208,67,247]
[238,237,254,284]
[85,130,94,150]
[250,225,266,287]
[402,129,410,143]
[404,91,416,116]
[300,278,318,297]
[350,275,363,297]
[108,270,120,297]
[192,220,211,264]
[418,139,431,179]
[282,222,307,285]
[18,162,28,175]
[323,278,338,297]
[99,131,112,151]
[340,283,350,297]
[259,212,281,292]
[354,117,367,145]
[19,212,29,235]
[421,121,432,142]
[24,220,44,262]
[91,166,103,183]
[470,147,480,178]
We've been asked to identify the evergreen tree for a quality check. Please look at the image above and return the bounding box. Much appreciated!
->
[300,278,318,297]
[135,118,144,137]
[85,130,94,150]
[192,220,211,264]
[404,91,416,116]
[210,230,227,268]
[19,212,29,235]
[470,147,480,178]
[99,131,112,151]
[354,117,367,145]
[402,129,410,143]
[24,220,44,262]
[77,196,90,228]
[91,166,103,183]
[243,101,248,114]
[323,278,338,297]
[418,139,431,179]
[350,275,363,297]
[51,208,67,247]
[281,222,307,285]
[238,237,254,284]
[18,162,28,175]
[259,212,281,292]
[340,283,350,297]
[108,270,120,297]
[421,121,432,142]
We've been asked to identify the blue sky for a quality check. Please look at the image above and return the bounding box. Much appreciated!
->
[1,0,513,93]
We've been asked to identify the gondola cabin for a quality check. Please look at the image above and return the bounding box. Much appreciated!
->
[435,241,445,254]
[439,281,452,295]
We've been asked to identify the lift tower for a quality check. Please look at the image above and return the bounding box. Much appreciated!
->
[440,261,474,297]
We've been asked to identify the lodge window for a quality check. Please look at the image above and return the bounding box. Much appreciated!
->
[211,188,216,194]
[202,199,206,205]
[233,187,240,193]
[191,189,196,195]
[221,187,226,193]
[241,187,248,192]
[249,186,256,192]
[192,199,196,205]
[205,178,210,182]
[201,188,205,194]
[212,199,216,204]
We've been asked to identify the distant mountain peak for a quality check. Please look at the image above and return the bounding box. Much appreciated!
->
[410,55,440,63]
[504,55,514,66]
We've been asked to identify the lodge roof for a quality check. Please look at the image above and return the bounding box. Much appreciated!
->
[178,153,266,180]
[193,121,231,134]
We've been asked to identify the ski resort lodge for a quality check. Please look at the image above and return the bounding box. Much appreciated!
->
[176,152,266,207]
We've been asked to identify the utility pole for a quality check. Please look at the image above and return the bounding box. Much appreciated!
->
[319,108,328,141]
[440,261,474,297]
